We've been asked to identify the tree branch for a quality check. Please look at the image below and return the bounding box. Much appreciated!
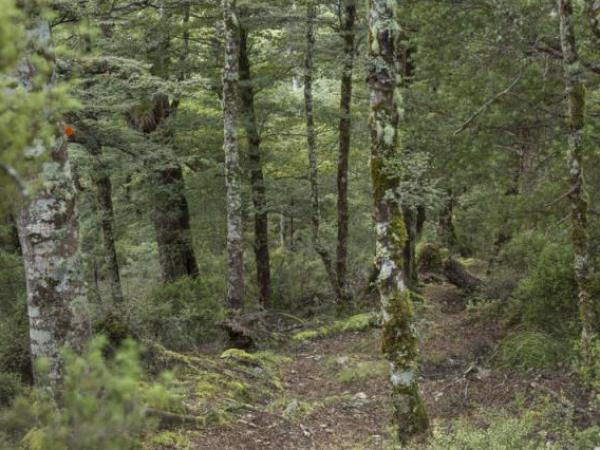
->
[454,71,523,135]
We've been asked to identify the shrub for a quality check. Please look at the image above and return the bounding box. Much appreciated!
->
[417,243,444,273]
[426,404,600,449]
[508,243,578,337]
[427,413,542,450]
[496,331,567,371]
[126,276,225,351]
[0,372,23,407]
[0,337,169,450]
[0,251,30,381]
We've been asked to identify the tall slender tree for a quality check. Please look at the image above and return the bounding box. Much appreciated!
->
[239,24,272,308]
[223,0,245,316]
[304,0,339,298]
[558,0,598,356]
[367,0,428,442]
[335,0,357,306]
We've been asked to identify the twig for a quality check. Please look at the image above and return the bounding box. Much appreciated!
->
[454,71,523,135]
[0,163,29,198]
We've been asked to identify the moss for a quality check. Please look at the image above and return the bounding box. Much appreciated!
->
[220,348,260,366]
[381,290,416,362]
[292,312,379,342]
[390,213,408,259]
[336,360,388,384]
[147,430,197,449]
[381,289,429,441]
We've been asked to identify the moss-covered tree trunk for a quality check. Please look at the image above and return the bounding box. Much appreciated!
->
[367,0,429,442]
[223,0,245,314]
[335,0,357,306]
[304,0,340,299]
[559,0,599,352]
[239,25,272,309]
[16,20,91,388]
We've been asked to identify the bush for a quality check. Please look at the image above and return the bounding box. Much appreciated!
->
[426,404,600,449]
[127,276,225,351]
[427,413,542,450]
[417,243,444,273]
[0,372,23,407]
[508,243,579,337]
[0,337,169,450]
[0,251,31,381]
[496,331,567,371]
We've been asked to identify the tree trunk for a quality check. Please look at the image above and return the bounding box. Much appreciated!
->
[367,0,428,442]
[126,8,199,284]
[439,189,457,250]
[559,0,598,351]
[304,1,339,298]
[238,25,272,309]
[75,132,125,304]
[223,0,245,316]
[15,21,91,389]
[402,206,419,288]
[335,0,357,306]
[152,166,199,283]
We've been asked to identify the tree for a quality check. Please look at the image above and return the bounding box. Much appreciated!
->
[223,0,245,321]
[15,17,91,388]
[367,0,428,442]
[335,0,357,306]
[304,0,339,299]
[239,22,272,309]
[558,0,598,356]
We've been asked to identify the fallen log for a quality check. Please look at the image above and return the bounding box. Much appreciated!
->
[443,257,481,293]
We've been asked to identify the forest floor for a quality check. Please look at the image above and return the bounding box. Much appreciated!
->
[150,282,584,450]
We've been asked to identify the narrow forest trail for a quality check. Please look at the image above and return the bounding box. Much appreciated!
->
[189,283,579,450]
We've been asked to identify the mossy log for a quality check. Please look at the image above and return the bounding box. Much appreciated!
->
[443,257,481,293]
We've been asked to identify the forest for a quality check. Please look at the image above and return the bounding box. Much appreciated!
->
[4,0,600,448]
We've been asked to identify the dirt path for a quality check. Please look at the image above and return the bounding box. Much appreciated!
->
[192,283,577,449]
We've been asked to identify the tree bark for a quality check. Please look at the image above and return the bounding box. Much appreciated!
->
[335,0,357,306]
[304,1,339,298]
[238,25,272,309]
[223,0,245,315]
[16,21,91,389]
[559,0,598,350]
[367,0,428,442]
[152,166,199,283]
[402,206,419,288]
[94,152,124,303]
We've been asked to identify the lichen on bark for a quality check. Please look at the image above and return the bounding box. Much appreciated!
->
[559,0,599,364]
[367,0,428,442]
[15,18,91,390]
